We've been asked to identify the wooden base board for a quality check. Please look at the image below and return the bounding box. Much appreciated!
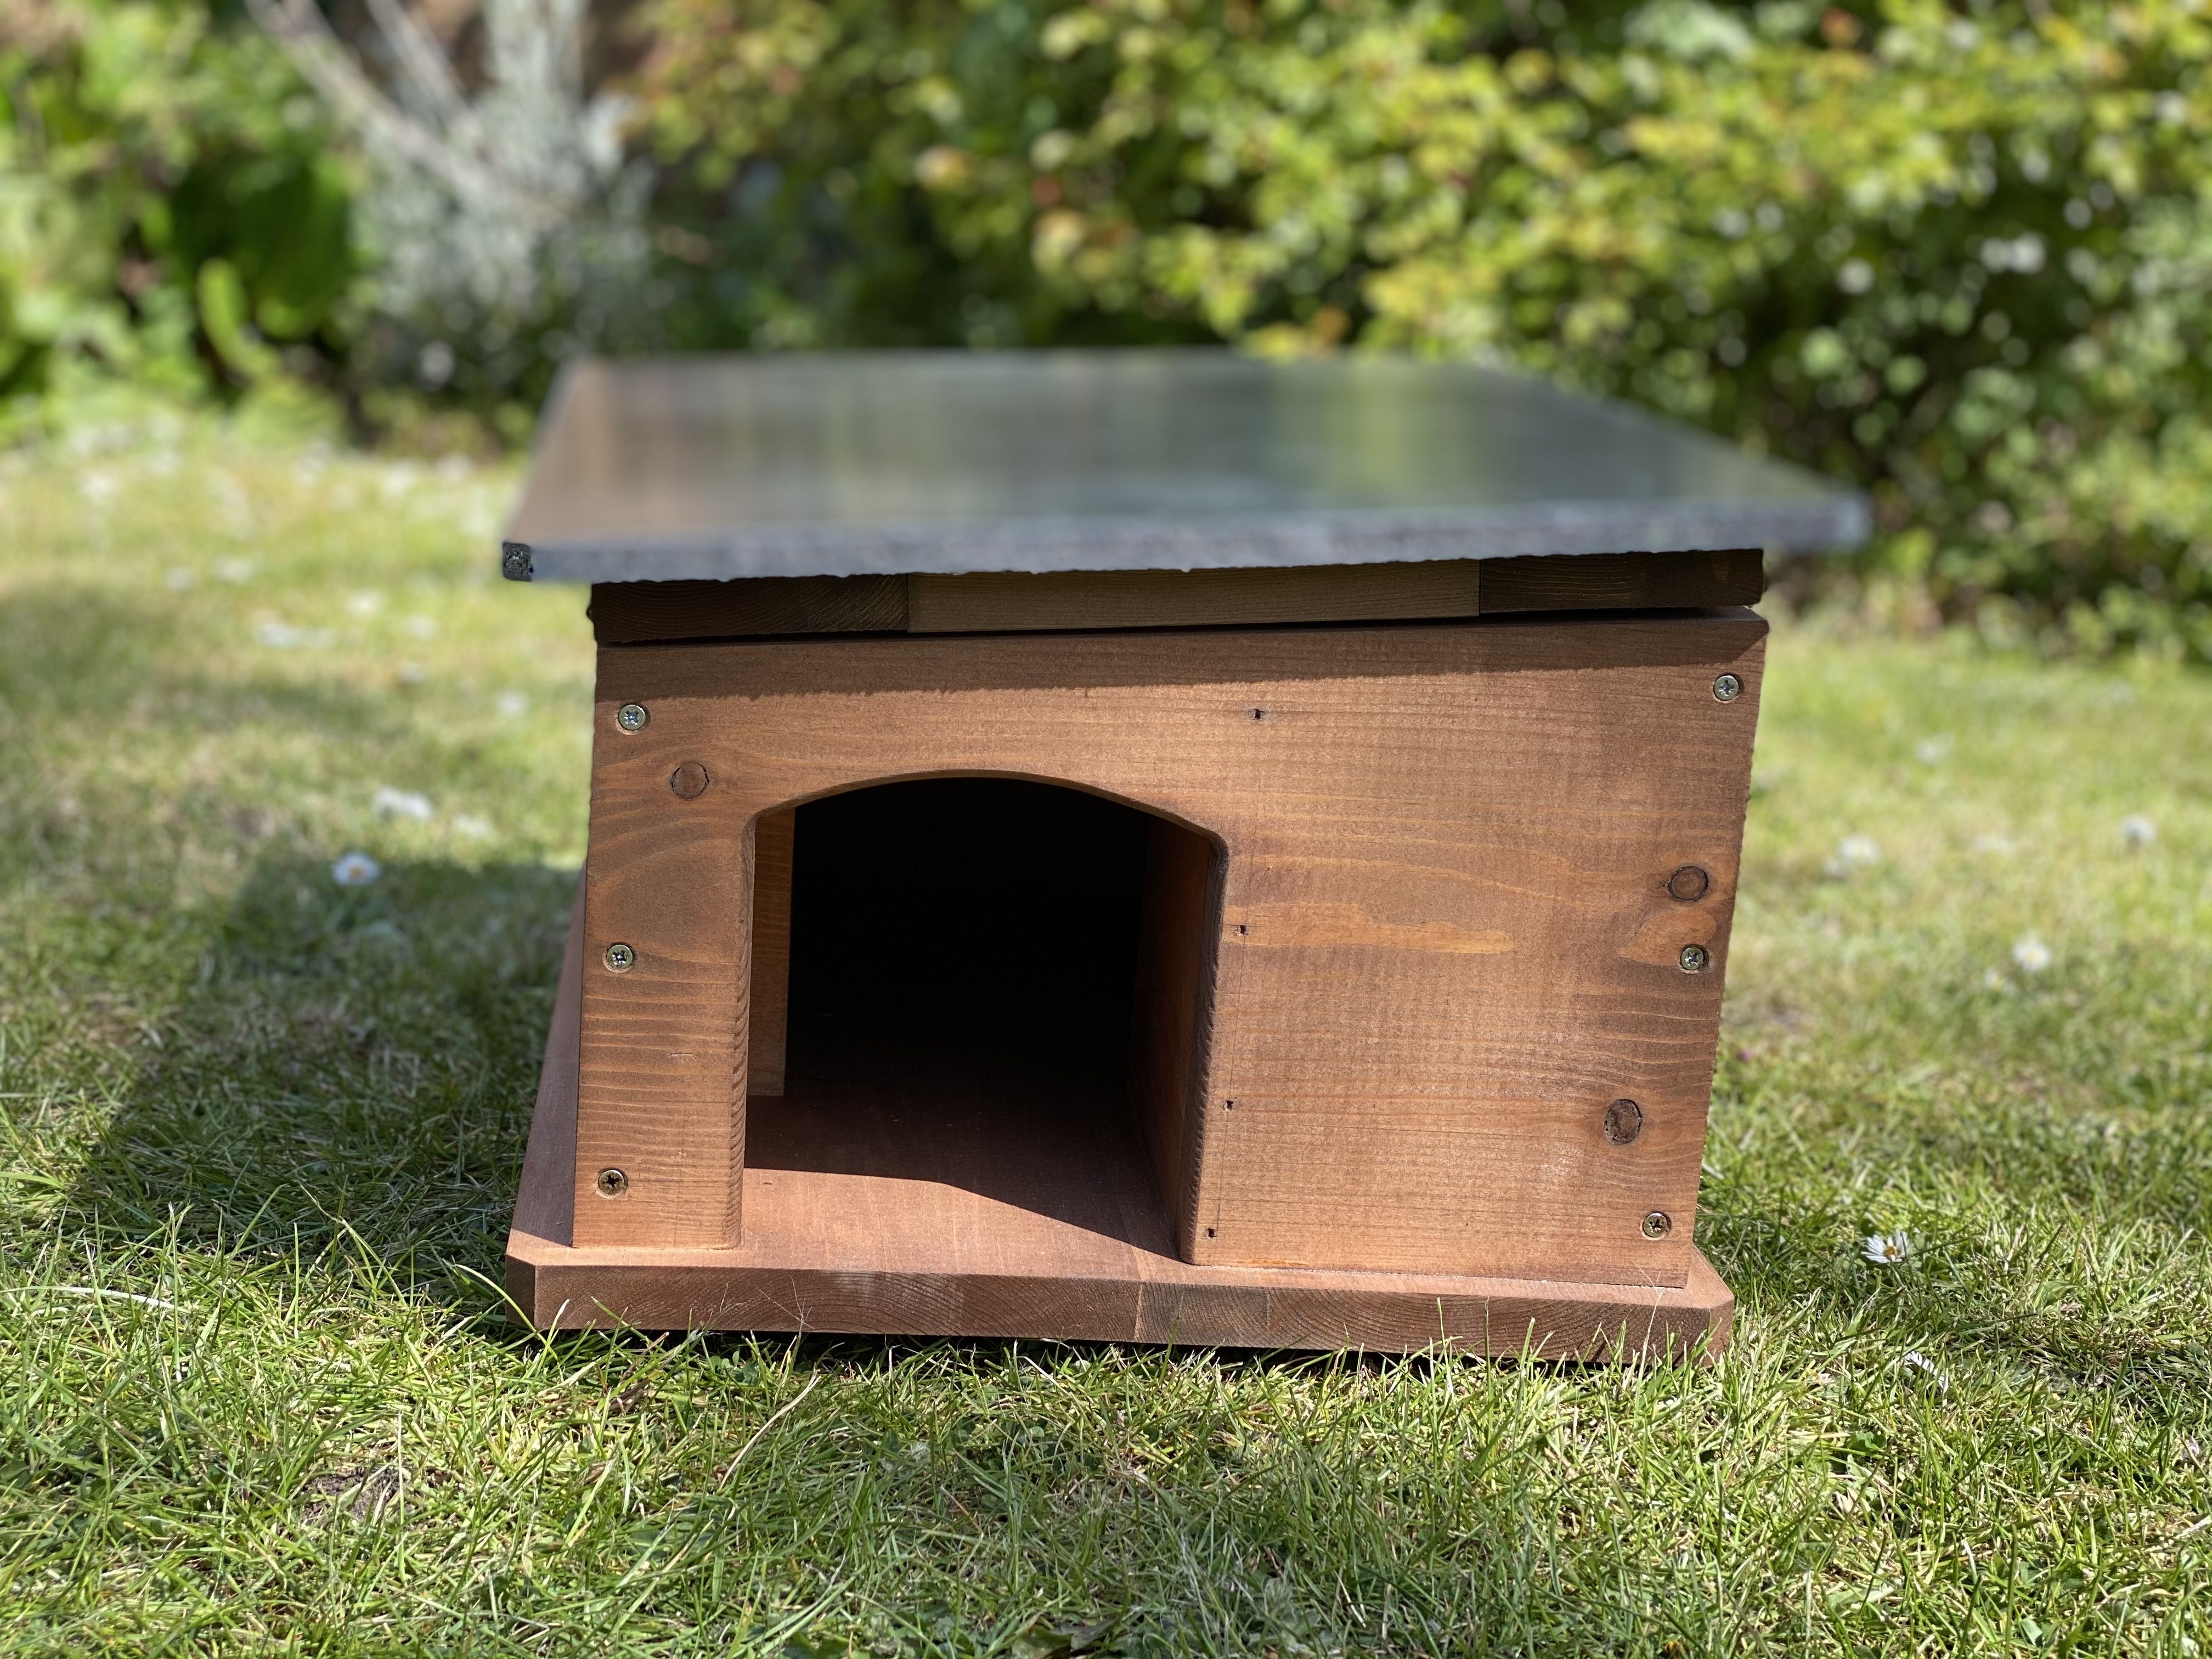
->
[506,904,1733,1359]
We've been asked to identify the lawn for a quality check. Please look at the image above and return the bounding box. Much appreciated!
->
[1,417,2208,1656]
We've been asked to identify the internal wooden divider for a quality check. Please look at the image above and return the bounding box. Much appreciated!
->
[747,808,794,1098]
[1128,817,1221,1253]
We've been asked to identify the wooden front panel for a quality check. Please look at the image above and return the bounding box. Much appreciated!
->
[582,613,1763,1283]
[574,710,752,1248]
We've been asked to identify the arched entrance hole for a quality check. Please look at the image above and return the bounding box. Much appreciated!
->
[746,778,1216,1254]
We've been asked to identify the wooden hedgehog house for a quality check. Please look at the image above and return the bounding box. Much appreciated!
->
[496,350,1866,1357]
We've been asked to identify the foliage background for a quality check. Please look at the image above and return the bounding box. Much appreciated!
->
[3,0,2209,658]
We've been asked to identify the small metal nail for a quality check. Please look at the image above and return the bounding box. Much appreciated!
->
[1641,1210,1673,1239]
[595,1168,629,1198]
[616,703,649,733]
[1678,943,1710,973]
[669,761,709,799]
[1604,1099,1645,1144]
[1712,673,1743,703]
[604,942,636,972]
[500,541,533,581]
[1668,865,1711,902]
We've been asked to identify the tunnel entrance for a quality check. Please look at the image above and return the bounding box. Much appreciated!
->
[744,778,1215,1254]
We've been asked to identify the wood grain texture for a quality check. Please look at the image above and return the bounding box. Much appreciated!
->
[1477,549,1763,614]
[747,808,794,1097]
[586,552,1760,644]
[574,703,752,1248]
[1129,817,1218,1250]
[583,612,1765,1284]
[507,946,1731,1357]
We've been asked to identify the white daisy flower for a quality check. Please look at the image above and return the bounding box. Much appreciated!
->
[257,622,335,650]
[373,787,434,822]
[2119,814,2156,850]
[494,691,529,718]
[1826,834,1881,878]
[1914,736,1951,765]
[1900,1351,1948,1391]
[2011,935,2052,973]
[1863,1230,1912,1265]
[331,851,382,888]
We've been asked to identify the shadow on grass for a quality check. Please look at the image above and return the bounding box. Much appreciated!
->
[64,851,579,1318]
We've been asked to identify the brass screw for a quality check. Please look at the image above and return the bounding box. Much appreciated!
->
[1712,673,1742,703]
[1641,1210,1673,1239]
[616,703,649,733]
[1603,1098,1645,1144]
[1667,865,1711,902]
[669,761,710,799]
[604,942,636,972]
[595,1168,629,1198]
[1678,943,1710,973]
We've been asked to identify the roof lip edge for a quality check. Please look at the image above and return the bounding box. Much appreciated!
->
[506,493,1870,584]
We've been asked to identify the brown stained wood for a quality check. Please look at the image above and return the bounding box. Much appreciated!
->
[585,553,1761,645]
[747,808,794,1097]
[506,942,1731,1356]
[589,575,906,643]
[574,702,751,1249]
[1129,819,1218,1250]
[582,612,1765,1285]
[1477,549,1764,614]
[905,561,1482,634]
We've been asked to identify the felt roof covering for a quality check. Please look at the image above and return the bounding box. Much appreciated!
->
[502,349,1868,584]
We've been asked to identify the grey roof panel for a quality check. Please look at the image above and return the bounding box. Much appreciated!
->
[503,351,1869,583]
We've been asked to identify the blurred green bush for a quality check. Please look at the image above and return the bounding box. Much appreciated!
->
[0,0,355,407]
[4,0,2209,660]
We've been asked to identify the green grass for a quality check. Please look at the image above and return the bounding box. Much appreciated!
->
[1,417,2209,1657]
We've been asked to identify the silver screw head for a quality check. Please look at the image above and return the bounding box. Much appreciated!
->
[1641,1210,1673,1239]
[500,541,533,580]
[1712,673,1743,702]
[604,941,636,972]
[595,1167,629,1198]
[1678,943,1710,973]
[616,703,650,733]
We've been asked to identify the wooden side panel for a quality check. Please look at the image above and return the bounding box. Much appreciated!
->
[574,701,751,1248]
[590,613,1764,1286]
[510,881,585,1249]
[907,561,1481,634]
[747,808,795,1097]
[1128,819,1218,1248]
